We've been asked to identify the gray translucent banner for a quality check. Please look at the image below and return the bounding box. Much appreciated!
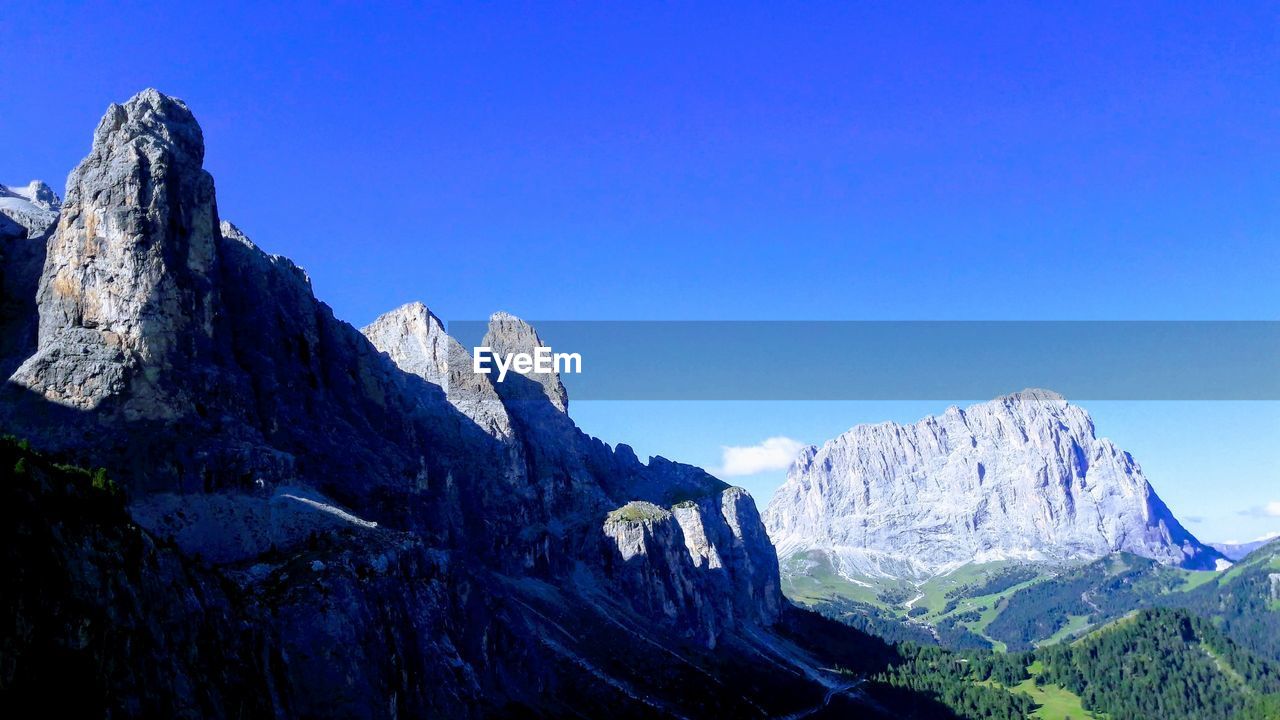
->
[447,321,1280,400]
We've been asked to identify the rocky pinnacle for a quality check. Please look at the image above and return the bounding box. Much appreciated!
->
[11,89,221,416]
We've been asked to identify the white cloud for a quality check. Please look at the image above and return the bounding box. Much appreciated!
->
[1239,501,1280,518]
[1221,530,1280,546]
[716,437,807,477]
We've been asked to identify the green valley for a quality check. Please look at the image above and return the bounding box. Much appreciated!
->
[785,542,1280,660]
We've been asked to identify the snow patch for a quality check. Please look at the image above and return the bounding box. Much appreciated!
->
[280,491,380,528]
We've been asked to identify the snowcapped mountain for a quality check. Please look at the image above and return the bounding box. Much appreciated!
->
[764,389,1222,579]
[0,181,60,379]
[0,180,60,238]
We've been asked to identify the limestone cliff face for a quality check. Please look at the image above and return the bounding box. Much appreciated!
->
[483,311,569,413]
[0,90,804,718]
[598,492,782,649]
[765,390,1221,579]
[603,502,724,647]
[674,490,782,624]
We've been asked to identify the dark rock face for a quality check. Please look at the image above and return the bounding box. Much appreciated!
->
[0,182,58,378]
[0,90,831,718]
[0,440,270,718]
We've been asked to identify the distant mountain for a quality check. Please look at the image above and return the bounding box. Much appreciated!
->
[0,180,60,238]
[1212,533,1280,561]
[764,390,1223,580]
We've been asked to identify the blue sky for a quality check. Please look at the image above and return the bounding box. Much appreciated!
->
[2,3,1277,542]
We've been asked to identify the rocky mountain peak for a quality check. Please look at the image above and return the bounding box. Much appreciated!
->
[25,180,60,211]
[483,310,569,412]
[1,180,61,212]
[363,302,449,385]
[362,302,516,440]
[766,389,1220,579]
[0,181,61,239]
[10,89,220,416]
[88,88,205,172]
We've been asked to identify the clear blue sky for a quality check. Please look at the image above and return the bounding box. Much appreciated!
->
[2,3,1277,542]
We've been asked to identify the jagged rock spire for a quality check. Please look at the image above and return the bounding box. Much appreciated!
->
[483,311,569,412]
[12,89,222,414]
[362,302,516,440]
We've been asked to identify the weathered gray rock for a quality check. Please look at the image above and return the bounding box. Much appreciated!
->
[716,487,784,621]
[597,489,782,649]
[362,302,515,440]
[483,310,569,412]
[11,90,221,418]
[602,502,721,645]
[671,488,783,626]
[765,390,1222,579]
[363,301,782,645]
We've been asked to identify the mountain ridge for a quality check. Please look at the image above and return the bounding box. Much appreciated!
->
[1211,533,1280,561]
[0,88,846,718]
